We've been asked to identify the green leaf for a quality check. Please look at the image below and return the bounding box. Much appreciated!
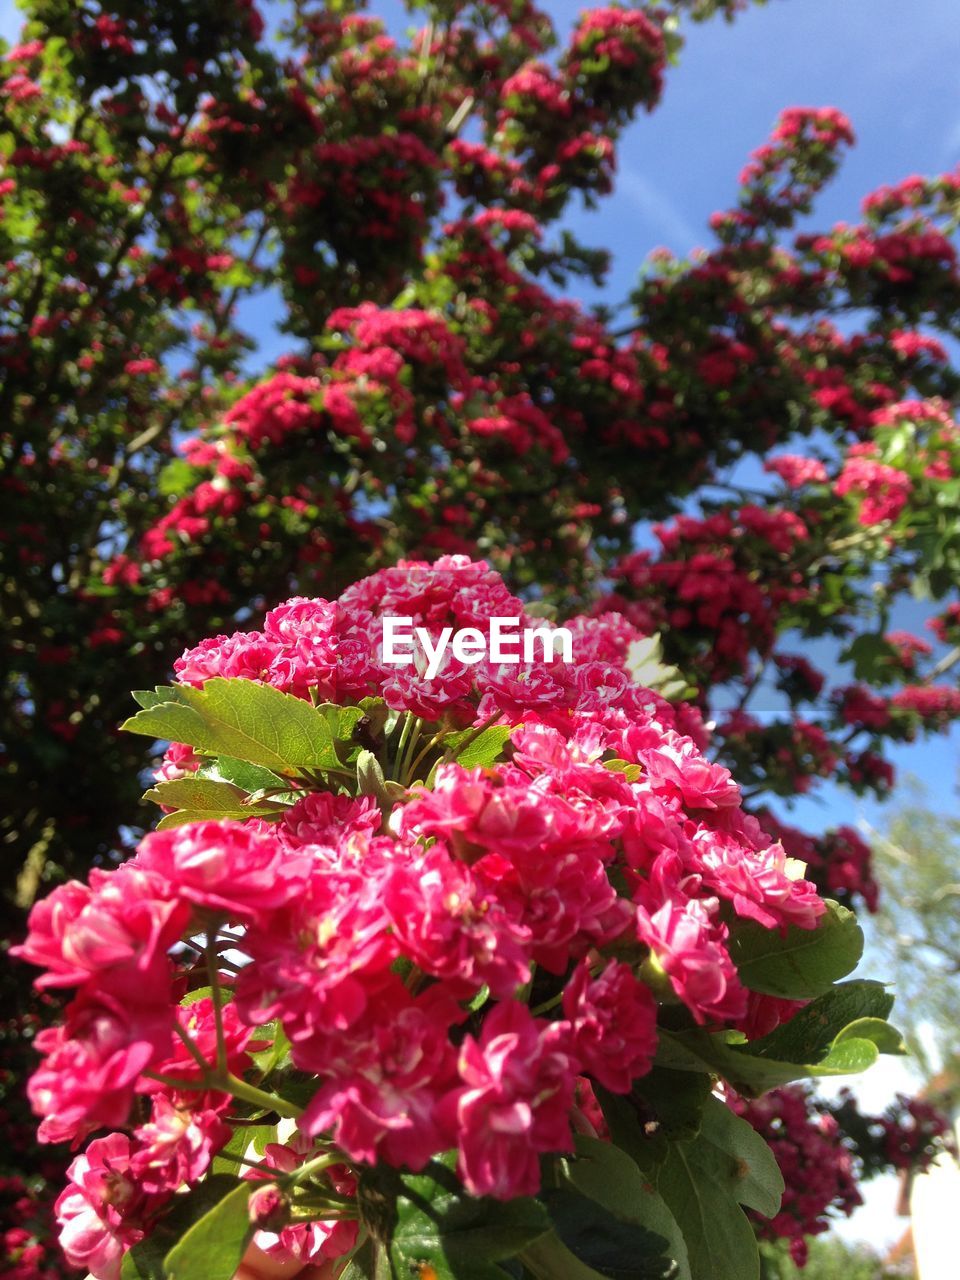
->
[742,981,895,1064]
[158,459,200,498]
[360,1153,549,1279]
[143,777,281,821]
[656,982,902,1096]
[122,678,342,774]
[603,759,643,782]
[120,1177,249,1280]
[196,756,286,794]
[692,1097,784,1219]
[597,1070,711,1175]
[211,1121,277,1175]
[443,725,515,768]
[841,633,899,682]
[727,900,863,999]
[316,702,366,742]
[559,1137,691,1280]
[655,1142,760,1280]
[539,1187,679,1280]
[163,1178,252,1280]
[338,1237,392,1280]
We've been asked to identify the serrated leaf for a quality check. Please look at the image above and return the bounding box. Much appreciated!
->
[143,777,281,821]
[559,1137,691,1280]
[443,724,514,768]
[656,982,901,1096]
[539,1186,679,1280]
[122,678,341,774]
[727,900,863,999]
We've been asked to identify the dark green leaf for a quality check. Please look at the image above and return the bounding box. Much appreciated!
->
[539,1186,679,1280]
[656,982,902,1096]
[559,1137,691,1280]
[727,901,863,999]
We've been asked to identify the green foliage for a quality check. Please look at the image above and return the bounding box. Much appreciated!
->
[123,679,345,774]
[655,982,903,1095]
[727,901,864,999]
[120,1177,252,1280]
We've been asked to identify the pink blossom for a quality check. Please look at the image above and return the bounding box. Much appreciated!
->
[135,820,311,925]
[56,1134,156,1280]
[131,1096,231,1195]
[561,958,657,1093]
[449,1001,574,1199]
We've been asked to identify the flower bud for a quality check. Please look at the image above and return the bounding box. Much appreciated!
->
[247,1183,290,1233]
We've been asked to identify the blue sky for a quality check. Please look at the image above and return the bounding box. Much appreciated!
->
[4,0,960,1244]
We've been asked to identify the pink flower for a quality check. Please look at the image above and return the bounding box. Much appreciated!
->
[834,456,912,525]
[449,1001,574,1199]
[135,820,310,925]
[383,843,532,997]
[635,852,746,1024]
[56,1134,153,1280]
[561,958,657,1094]
[29,990,174,1144]
[301,988,460,1171]
[131,1096,231,1194]
[12,864,187,995]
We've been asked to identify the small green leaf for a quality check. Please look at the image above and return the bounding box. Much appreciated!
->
[443,724,514,768]
[122,678,341,774]
[727,900,863,999]
[163,1178,252,1280]
[603,759,643,782]
[143,777,281,821]
[120,1177,248,1280]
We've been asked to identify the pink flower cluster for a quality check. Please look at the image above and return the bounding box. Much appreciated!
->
[15,558,832,1278]
[729,1086,862,1268]
[834,449,913,525]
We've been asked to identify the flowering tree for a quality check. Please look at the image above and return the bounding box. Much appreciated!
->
[3,0,960,1275]
[11,560,917,1279]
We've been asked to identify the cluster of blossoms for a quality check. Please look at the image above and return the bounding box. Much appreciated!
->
[735,1084,957,1267]
[826,1087,958,1180]
[15,558,834,1278]
[728,1086,863,1268]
